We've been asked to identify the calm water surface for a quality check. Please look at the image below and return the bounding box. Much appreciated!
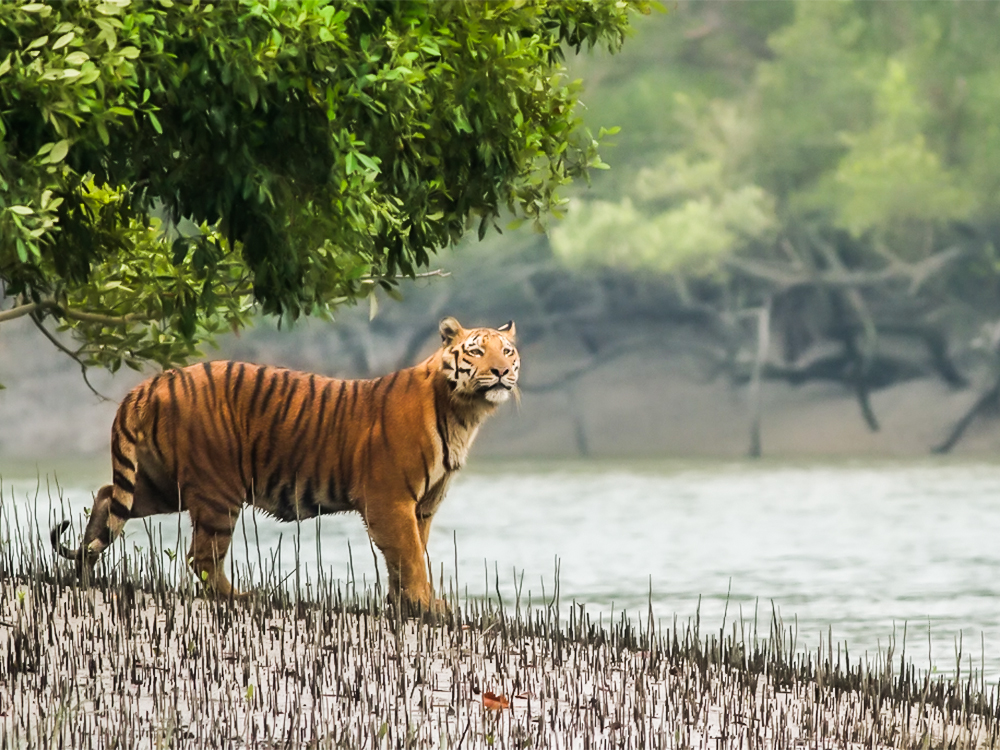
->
[2,459,999,678]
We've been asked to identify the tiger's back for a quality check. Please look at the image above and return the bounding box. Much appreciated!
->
[124,361,448,522]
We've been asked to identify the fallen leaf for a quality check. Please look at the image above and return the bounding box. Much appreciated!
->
[482,691,510,710]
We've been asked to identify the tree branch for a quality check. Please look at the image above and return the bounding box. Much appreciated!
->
[0,301,42,324]
[0,298,147,327]
[932,374,1000,454]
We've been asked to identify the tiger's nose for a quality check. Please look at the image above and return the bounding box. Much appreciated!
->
[491,367,509,378]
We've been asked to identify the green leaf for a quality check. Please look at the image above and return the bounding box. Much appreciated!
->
[0,55,11,78]
[355,152,380,174]
[8,205,34,215]
[20,4,49,14]
[52,31,75,50]
[47,139,70,163]
[119,46,140,59]
[148,110,163,134]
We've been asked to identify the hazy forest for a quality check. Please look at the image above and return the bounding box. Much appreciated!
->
[3,1,1000,460]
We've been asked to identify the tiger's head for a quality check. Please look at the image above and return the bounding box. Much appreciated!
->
[438,317,520,405]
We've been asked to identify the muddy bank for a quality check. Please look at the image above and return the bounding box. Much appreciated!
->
[2,563,998,749]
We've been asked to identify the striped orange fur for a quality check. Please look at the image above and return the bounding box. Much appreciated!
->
[51,317,519,611]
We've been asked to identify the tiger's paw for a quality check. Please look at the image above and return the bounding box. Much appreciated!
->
[391,595,450,622]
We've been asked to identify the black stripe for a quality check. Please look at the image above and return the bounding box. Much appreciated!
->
[223,360,236,395]
[112,470,134,495]
[185,367,199,398]
[301,478,317,512]
[276,482,297,521]
[326,381,348,442]
[310,381,333,445]
[246,366,268,415]
[203,362,220,412]
[277,376,301,425]
[258,370,281,414]
[97,526,112,545]
[117,401,138,444]
[264,470,283,502]
[379,393,392,452]
[167,374,182,470]
[420,450,430,499]
[305,382,331,490]
[166,373,179,410]
[176,368,190,399]
[329,381,351,500]
[111,436,135,472]
[232,362,247,397]
[148,399,165,462]
[109,497,131,519]
[382,370,400,397]
[405,482,419,502]
[434,395,451,471]
[290,376,315,436]
[329,380,348,426]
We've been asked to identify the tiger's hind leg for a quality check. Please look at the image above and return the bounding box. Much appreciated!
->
[188,500,244,598]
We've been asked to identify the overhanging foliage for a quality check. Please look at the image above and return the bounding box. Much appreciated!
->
[0,0,650,375]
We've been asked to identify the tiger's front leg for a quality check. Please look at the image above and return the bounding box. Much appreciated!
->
[364,502,437,615]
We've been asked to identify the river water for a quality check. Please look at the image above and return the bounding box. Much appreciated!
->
[2,459,999,679]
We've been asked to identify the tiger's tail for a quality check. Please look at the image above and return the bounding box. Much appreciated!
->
[85,397,142,558]
[50,520,81,562]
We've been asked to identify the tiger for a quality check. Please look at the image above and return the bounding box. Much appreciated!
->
[51,316,519,612]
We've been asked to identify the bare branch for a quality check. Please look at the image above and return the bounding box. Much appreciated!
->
[29,313,113,402]
[358,268,451,283]
[725,246,963,291]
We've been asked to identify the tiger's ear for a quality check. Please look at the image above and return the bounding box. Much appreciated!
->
[497,320,516,339]
[439,316,464,345]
